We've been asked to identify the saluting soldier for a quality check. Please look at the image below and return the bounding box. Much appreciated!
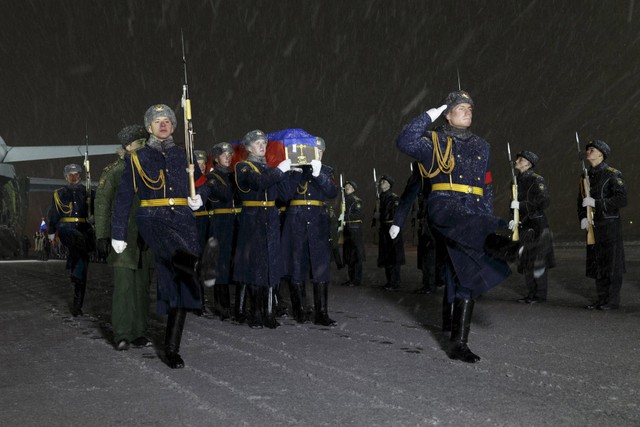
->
[94,125,154,350]
[340,181,366,287]
[281,137,339,325]
[511,150,555,304]
[578,140,627,310]
[233,130,294,328]
[111,104,216,369]
[48,163,95,317]
[197,142,239,321]
[375,175,405,290]
[396,90,522,363]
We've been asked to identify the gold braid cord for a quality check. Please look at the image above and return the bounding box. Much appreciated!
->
[235,161,261,194]
[53,190,72,215]
[417,131,456,188]
[130,151,165,196]
[297,181,308,195]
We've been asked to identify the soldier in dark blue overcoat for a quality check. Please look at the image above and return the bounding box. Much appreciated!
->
[281,137,339,325]
[48,163,95,317]
[197,142,239,321]
[577,140,627,310]
[510,150,555,304]
[111,104,214,369]
[396,90,518,363]
[233,130,294,328]
[375,175,405,290]
[340,181,365,286]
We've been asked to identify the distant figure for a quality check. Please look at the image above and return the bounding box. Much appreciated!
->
[577,140,627,311]
[340,181,365,287]
[48,163,95,317]
[375,175,405,291]
[21,235,30,258]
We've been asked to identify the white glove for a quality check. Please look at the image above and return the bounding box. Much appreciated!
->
[48,233,55,241]
[426,104,448,122]
[277,159,291,173]
[582,197,595,208]
[188,194,203,211]
[111,239,127,253]
[510,200,520,210]
[580,218,589,230]
[508,220,516,231]
[389,225,400,239]
[311,159,322,177]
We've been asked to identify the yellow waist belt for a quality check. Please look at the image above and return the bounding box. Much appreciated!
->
[431,183,484,196]
[59,217,87,223]
[140,198,188,207]
[242,201,276,207]
[289,200,324,207]
[194,208,242,216]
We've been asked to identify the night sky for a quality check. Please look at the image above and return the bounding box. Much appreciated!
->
[2,1,639,240]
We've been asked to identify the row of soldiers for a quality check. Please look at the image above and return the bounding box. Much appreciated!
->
[47,91,627,368]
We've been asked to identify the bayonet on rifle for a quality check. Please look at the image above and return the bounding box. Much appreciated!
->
[181,30,196,198]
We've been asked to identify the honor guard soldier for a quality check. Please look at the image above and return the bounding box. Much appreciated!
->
[510,150,555,304]
[281,137,339,325]
[375,175,405,290]
[233,130,294,329]
[340,181,366,287]
[578,140,627,310]
[48,163,95,317]
[196,142,239,321]
[111,104,217,369]
[396,90,523,363]
[94,125,154,351]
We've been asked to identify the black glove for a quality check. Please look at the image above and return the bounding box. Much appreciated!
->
[97,238,111,259]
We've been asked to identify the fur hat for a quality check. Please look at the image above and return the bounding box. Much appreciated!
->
[117,125,148,148]
[63,163,82,177]
[315,137,326,151]
[517,150,539,168]
[194,150,207,163]
[243,130,267,148]
[344,180,357,191]
[380,175,395,188]
[211,142,234,158]
[586,139,610,159]
[443,90,474,116]
[144,104,177,130]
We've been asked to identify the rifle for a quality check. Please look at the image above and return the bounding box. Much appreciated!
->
[181,30,196,198]
[576,131,595,245]
[337,174,346,244]
[507,142,519,241]
[83,129,92,215]
[371,168,380,229]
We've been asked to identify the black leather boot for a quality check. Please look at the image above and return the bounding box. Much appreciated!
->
[70,278,85,317]
[199,237,219,287]
[171,249,202,300]
[217,284,231,321]
[289,281,307,323]
[263,287,281,329]
[164,308,187,369]
[449,299,480,363]
[248,285,263,328]
[234,283,247,323]
[313,282,336,326]
[484,230,534,263]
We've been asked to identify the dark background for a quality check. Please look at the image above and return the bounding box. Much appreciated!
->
[2,1,639,241]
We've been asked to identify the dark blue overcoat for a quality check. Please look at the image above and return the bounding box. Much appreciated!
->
[396,111,511,299]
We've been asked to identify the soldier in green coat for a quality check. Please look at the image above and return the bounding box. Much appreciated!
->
[94,125,154,351]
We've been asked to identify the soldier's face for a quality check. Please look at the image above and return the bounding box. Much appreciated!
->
[197,160,206,174]
[149,116,174,140]
[344,184,354,195]
[446,103,473,129]
[585,147,604,164]
[515,157,531,173]
[66,172,80,185]
[247,139,267,156]
[379,179,391,192]
[216,152,233,168]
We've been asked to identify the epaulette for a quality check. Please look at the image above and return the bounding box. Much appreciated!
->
[607,166,621,174]
[103,159,120,173]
